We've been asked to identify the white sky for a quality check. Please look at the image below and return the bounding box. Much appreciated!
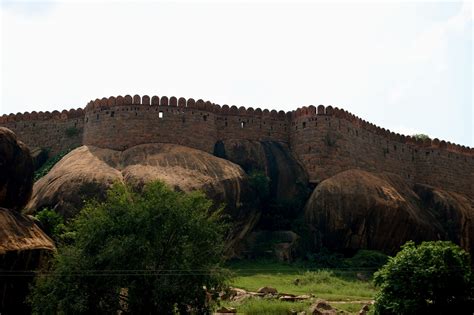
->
[1,0,473,146]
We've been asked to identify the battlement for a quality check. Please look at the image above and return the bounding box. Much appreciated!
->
[84,94,289,120]
[1,93,472,197]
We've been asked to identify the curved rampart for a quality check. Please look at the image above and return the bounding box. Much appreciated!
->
[82,94,289,153]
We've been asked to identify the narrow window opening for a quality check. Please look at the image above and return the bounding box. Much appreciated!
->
[96,114,99,120]
[159,111,164,119]
[240,121,245,128]
[303,122,306,129]
[111,111,115,118]
[225,121,228,127]
[203,115,207,121]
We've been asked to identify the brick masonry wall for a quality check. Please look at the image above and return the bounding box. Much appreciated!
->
[0,109,84,155]
[1,95,472,197]
[290,105,474,196]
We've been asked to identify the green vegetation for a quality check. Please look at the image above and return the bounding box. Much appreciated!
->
[248,170,271,204]
[227,259,377,301]
[411,133,431,141]
[222,298,311,315]
[305,248,388,271]
[34,149,71,181]
[34,208,66,241]
[65,126,80,138]
[374,241,473,314]
[29,181,228,314]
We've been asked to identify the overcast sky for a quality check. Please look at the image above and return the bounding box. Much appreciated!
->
[1,0,472,146]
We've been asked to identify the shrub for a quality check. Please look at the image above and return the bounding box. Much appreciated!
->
[29,181,229,314]
[373,241,473,315]
[412,133,431,141]
[248,170,271,204]
[34,149,71,181]
[65,126,79,138]
[34,208,65,241]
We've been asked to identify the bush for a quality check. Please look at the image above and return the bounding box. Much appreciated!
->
[248,170,271,204]
[34,208,65,241]
[29,181,229,314]
[412,133,430,141]
[34,149,71,181]
[65,126,80,138]
[373,241,473,315]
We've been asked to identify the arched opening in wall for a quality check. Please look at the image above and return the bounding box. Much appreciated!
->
[159,111,164,119]
[111,111,115,117]
[303,122,306,129]
[203,115,207,121]
[240,121,245,128]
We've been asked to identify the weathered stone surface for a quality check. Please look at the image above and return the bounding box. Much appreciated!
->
[25,143,250,219]
[257,286,278,295]
[0,127,34,211]
[304,169,474,255]
[309,299,336,315]
[214,139,309,202]
[0,209,55,314]
[0,128,55,314]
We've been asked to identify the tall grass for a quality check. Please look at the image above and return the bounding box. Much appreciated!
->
[227,259,377,301]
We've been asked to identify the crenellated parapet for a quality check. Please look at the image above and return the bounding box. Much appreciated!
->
[291,104,473,156]
[1,95,472,157]
[0,108,84,123]
[84,94,289,120]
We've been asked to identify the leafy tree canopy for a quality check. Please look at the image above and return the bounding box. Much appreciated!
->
[411,133,431,141]
[29,181,229,314]
[373,241,473,315]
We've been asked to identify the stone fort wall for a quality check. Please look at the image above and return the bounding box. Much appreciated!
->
[1,94,472,196]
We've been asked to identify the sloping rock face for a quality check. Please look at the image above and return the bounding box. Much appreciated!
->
[214,139,309,202]
[0,127,34,211]
[0,128,55,314]
[304,169,474,255]
[25,143,250,219]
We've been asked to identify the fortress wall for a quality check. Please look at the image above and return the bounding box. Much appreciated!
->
[290,106,474,196]
[0,109,84,155]
[83,95,218,153]
[1,95,472,196]
[83,95,290,153]
[216,106,289,143]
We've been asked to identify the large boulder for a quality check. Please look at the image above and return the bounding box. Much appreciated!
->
[214,139,309,202]
[304,169,474,255]
[25,143,251,219]
[0,128,55,314]
[0,127,34,211]
[0,208,55,314]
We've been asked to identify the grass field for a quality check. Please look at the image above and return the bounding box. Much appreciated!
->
[220,259,377,314]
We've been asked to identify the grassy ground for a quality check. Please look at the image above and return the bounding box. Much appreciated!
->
[220,259,377,314]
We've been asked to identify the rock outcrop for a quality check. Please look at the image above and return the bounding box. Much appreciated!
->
[0,127,34,211]
[25,143,251,218]
[214,140,309,202]
[304,169,473,255]
[0,128,55,314]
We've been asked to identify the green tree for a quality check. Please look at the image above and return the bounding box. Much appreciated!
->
[411,133,431,141]
[34,208,66,241]
[29,181,229,314]
[373,241,473,315]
